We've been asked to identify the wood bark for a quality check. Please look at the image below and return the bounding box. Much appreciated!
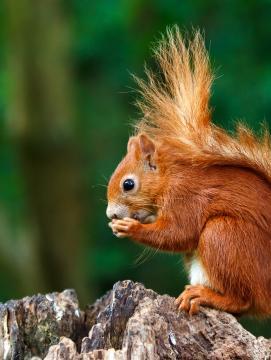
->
[0,280,270,359]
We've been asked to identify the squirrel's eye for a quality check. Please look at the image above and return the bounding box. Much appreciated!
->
[123,179,135,191]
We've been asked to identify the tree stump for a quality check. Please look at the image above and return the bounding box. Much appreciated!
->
[0,280,270,359]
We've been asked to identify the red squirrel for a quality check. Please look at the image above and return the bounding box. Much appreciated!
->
[106,27,271,317]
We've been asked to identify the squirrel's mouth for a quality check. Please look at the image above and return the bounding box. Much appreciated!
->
[132,210,156,224]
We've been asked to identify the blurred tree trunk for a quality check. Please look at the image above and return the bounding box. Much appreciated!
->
[6,0,89,302]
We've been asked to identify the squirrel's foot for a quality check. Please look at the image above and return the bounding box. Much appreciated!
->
[109,217,141,238]
[175,285,251,316]
[175,285,208,316]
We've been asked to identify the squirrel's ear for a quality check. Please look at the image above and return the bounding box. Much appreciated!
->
[139,134,156,170]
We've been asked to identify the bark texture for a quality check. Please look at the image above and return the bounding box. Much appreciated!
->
[0,280,270,360]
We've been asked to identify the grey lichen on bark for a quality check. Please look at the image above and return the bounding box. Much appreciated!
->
[0,280,270,359]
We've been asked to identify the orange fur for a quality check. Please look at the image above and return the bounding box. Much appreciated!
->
[107,27,271,317]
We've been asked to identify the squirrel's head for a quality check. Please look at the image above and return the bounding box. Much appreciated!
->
[106,134,162,223]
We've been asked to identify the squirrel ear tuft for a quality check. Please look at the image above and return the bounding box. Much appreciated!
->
[139,134,155,156]
[127,136,139,153]
[139,134,156,170]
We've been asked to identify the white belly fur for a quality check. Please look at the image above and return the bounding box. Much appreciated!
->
[189,257,210,287]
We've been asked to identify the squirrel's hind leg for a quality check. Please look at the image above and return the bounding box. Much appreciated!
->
[175,285,250,315]
[179,216,258,316]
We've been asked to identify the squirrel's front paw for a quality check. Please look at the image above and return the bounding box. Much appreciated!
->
[109,217,141,238]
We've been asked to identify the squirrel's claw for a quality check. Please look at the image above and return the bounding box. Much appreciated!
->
[175,285,206,316]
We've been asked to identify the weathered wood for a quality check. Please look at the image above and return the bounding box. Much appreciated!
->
[0,289,85,359]
[0,281,270,359]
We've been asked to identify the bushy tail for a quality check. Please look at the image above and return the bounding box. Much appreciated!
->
[135,26,271,181]
[135,27,213,146]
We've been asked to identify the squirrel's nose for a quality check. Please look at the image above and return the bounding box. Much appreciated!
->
[106,203,130,219]
[106,204,118,219]
[106,205,113,219]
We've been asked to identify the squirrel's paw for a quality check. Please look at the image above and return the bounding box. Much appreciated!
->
[109,217,140,238]
[175,285,207,316]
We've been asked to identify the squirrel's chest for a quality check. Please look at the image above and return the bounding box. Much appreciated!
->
[188,257,210,286]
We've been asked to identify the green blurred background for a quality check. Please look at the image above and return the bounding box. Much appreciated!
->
[0,0,271,337]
